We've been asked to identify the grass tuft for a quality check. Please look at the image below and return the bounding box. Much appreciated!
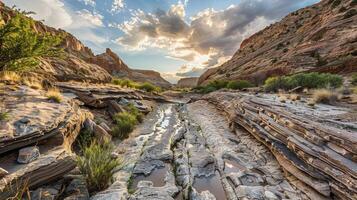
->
[77,141,122,193]
[46,88,62,103]
[112,112,138,139]
[352,73,357,86]
[0,71,21,82]
[22,78,42,90]
[312,89,338,104]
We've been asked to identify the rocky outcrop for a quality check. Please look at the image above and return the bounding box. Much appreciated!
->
[201,91,357,200]
[0,85,91,199]
[198,0,357,85]
[130,69,172,89]
[89,48,171,88]
[177,77,199,88]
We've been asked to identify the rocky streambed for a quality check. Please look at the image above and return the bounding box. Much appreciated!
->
[1,84,356,200]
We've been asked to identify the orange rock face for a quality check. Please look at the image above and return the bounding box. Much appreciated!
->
[198,0,357,85]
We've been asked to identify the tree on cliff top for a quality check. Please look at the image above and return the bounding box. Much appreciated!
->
[0,11,63,72]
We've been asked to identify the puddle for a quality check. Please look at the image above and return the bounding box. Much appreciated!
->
[131,164,170,190]
[193,171,227,200]
[224,159,246,173]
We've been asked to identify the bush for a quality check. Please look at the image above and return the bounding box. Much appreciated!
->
[264,72,343,92]
[76,129,95,149]
[226,80,254,90]
[112,78,137,88]
[137,82,160,93]
[77,141,121,192]
[126,103,143,123]
[0,12,63,72]
[112,112,137,139]
[46,88,62,103]
[352,73,357,85]
[312,89,338,104]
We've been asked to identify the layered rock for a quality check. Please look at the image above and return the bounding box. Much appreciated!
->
[0,85,91,199]
[200,91,357,200]
[177,77,199,88]
[198,0,357,85]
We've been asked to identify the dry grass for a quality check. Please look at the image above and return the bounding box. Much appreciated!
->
[0,71,21,83]
[22,78,42,90]
[46,88,62,103]
[288,93,301,101]
[312,89,338,104]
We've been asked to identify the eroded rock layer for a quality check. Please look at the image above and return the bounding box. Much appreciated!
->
[198,0,357,85]
[201,91,357,200]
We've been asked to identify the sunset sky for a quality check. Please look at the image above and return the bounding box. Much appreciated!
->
[4,0,319,82]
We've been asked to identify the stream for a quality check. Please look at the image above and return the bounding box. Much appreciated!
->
[92,100,309,200]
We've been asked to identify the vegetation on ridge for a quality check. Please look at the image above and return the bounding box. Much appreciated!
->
[0,11,64,72]
[194,80,254,94]
[264,72,343,92]
[112,78,161,93]
[111,104,143,139]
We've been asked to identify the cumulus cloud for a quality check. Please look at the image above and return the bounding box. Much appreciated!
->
[3,0,72,28]
[3,0,107,45]
[111,0,125,13]
[76,9,104,27]
[115,0,314,78]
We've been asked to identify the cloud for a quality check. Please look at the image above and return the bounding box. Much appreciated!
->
[3,0,107,45]
[79,0,96,7]
[115,0,315,78]
[3,0,72,28]
[76,9,104,27]
[111,0,125,13]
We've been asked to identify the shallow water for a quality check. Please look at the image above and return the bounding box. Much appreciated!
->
[131,164,170,190]
[193,171,227,200]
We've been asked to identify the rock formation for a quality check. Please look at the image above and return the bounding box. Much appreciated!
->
[198,0,357,85]
[89,48,171,88]
[177,77,199,88]
[200,91,357,200]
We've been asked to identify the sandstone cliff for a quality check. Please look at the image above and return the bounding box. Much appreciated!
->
[177,77,199,88]
[198,0,357,85]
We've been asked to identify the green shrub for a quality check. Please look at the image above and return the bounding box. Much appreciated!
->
[137,82,160,92]
[0,112,9,121]
[126,103,143,123]
[0,12,63,72]
[112,78,137,88]
[352,73,357,85]
[264,72,343,92]
[112,112,137,139]
[77,141,121,192]
[76,129,95,148]
[226,80,254,90]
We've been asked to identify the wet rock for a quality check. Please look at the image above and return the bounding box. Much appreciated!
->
[17,146,40,164]
[0,167,8,178]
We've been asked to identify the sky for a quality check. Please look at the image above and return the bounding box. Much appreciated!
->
[3,0,319,83]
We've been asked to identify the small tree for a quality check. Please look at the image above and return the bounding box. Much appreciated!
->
[0,11,63,72]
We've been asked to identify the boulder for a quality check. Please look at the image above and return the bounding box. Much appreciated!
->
[17,146,40,164]
[93,124,112,143]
